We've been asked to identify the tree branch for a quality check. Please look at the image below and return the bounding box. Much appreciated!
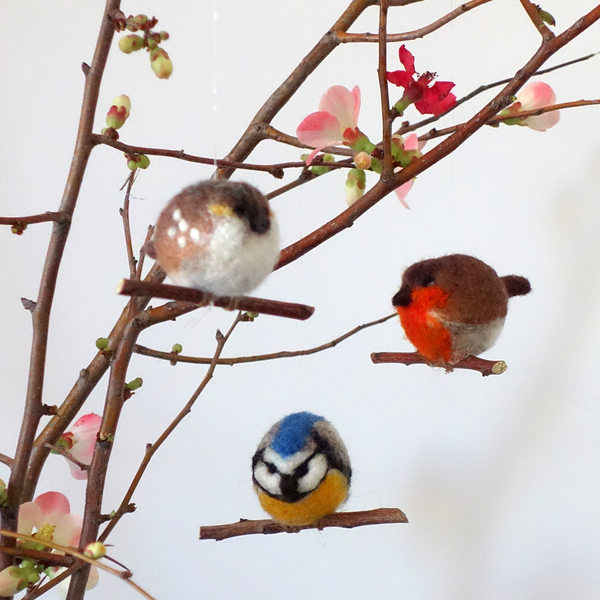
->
[518,0,554,41]
[134,313,396,365]
[1,0,122,571]
[274,5,600,270]
[199,508,408,541]
[99,313,244,542]
[0,212,66,227]
[117,279,315,321]
[338,0,495,43]
[370,352,508,376]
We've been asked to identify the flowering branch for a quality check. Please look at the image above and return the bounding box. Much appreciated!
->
[1,0,122,572]
[275,4,600,270]
[370,352,508,376]
[117,279,315,321]
[99,313,244,542]
[134,313,396,365]
[199,508,408,541]
[419,99,600,142]
[377,0,394,176]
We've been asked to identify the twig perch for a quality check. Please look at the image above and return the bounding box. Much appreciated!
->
[117,279,315,321]
[199,508,408,541]
[370,352,507,376]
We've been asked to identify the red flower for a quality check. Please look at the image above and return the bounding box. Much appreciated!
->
[387,45,456,116]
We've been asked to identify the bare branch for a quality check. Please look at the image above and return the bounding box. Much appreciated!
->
[200,508,408,541]
[0,453,14,469]
[518,0,555,41]
[370,352,508,376]
[338,0,495,43]
[117,279,315,321]
[0,212,66,227]
[100,313,245,542]
[119,172,137,279]
[134,313,396,365]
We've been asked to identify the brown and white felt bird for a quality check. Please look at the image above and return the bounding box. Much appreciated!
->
[392,254,531,366]
[151,180,280,297]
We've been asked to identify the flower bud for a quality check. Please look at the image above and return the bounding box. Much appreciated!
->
[105,95,131,129]
[159,31,170,41]
[126,14,148,31]
[127,154,150,170]
[345,168,366,207]
[95,338,109,350]
[171,343,183,354]
[150,47,173,79]
[126,377,143,391]
[119,34,144,54]
[84,541,107,559]
[353,151,372,170]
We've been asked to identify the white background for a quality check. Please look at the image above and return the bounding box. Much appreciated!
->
[2,1,600,598]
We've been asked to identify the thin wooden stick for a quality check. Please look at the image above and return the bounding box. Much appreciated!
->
[200,508,408,541]
[117,279,315,321]
[370,352,508,376]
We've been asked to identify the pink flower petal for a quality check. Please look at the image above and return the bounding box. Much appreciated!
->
[394,178,414,209]
[318,85,359,131]
[67,413,101,473]
[52,513,83,547]
[517,81,556,110]
[17,501,43,535]
[521,110,560,131]
[297,111,343,146]
[34,491,71,520]
[403,133,419,151]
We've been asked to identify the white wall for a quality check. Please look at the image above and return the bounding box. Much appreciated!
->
[1,1,600,598]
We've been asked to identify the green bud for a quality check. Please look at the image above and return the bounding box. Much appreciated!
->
[126,377,143,391]
[171,343,183,354]
[96,337,109,350]
[345,168,366,207]
[11,222,27,235]
[84,541,107,559]
[537,7,556,26]
[127,153,150,170]
[159,31,170,41]
[119,34,145,54]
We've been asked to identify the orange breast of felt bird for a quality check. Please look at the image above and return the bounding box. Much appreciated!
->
[396,286,452,364]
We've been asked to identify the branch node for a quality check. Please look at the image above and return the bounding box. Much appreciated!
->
[21,297,37,312]
[81,62,91,76]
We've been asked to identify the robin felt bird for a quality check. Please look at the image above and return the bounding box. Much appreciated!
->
[151,180,280,297]
[392,254,531,366]
[252,412,352,526]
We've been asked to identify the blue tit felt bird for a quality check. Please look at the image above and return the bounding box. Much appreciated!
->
[151,180,280,297]
[252,412,352,526]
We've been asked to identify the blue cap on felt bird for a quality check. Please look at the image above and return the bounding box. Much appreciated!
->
[252,411,352,526]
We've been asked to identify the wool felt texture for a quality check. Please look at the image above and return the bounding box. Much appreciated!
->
[392,254,531,364]
[252,412,352,525]
[152,180,280,297]
[256,469,350,526]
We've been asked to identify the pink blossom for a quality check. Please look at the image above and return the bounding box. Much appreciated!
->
[511,81,560,131]
[18,491,82,547]
[393,134,425,208]
[63,413,101,480]
[387,45,456,116]
[297,85,361,164]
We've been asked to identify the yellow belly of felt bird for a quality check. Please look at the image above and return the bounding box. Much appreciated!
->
[256,469,349,526]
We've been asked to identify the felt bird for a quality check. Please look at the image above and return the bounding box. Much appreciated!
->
[392,254,531,366]
[252,411,352,526]
[151,180,280,297]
